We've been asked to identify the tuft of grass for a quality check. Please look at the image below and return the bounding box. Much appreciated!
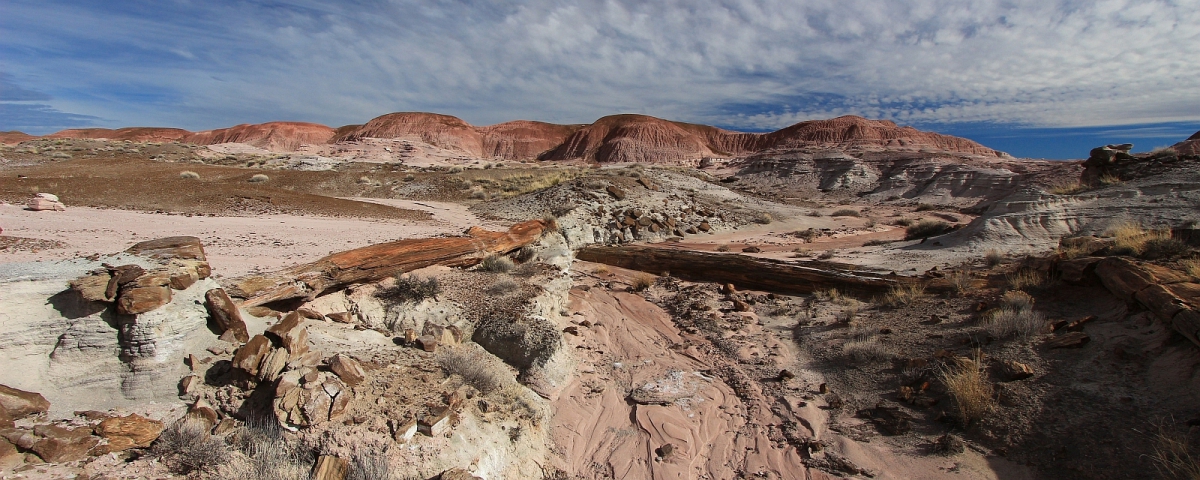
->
[754,212,774,224]
[843,336,892,363]
[983,292,1045,341]
[830,209,861,217]
[486,277,521,295]
[817,250,835,260]
[999,290,1034,311]
[882,283,926,307]
[1098,173,1123,186]
[985,249,1005,266]
[715,244,730,252]
[863,239,896,247]
[631,273,656,291]
[915,203,937,212]
[905,220,952,240]
[1150,420,1200,480]
[247,173,269,183]
[1048,179,1088,195]
[1006,269,1048,290]
[480,254,515,273]
[376,275,441,303]
[947,269,973,295]
[179,170,200,179]
[593,265,610,275]
[791,248,813,258]
[795,229,818,243]
[436,345,511,394]
[347,449,394,480]
[469,186,488,199]
[939,352,994,427]
[1142,236,1191,259]
[893,218,914,227]
[152,417,230,474]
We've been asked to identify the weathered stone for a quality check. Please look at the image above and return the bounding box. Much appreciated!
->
[105,264,145,300]
[418,335,439,352]
[187,399,219,430]
[70,273,113,302]
[440,467,482,480]
[117,285,172,315]
[205,288,250,344]
[30,425,99,463]
[1168,283,1200,309]
[732,299,753,312]
[741,245,761,253]
[1095,257,1157,302]
[131,272,171,288]
[392,417,418,443]
[419,409,451,437]
[606,185,626,200]
[232,335,272,376]
[212,418,236,436]
[311,455,348,480]
[0,385,50,420]
[258,348,290,383]
[179,375,200,397]
[329,355,366,387]
[685,227,699,235]
[267,312,309,359]
[859,403,911,435]
[0,437,21,472]
[999,361,1034,381]
[27,198,66,211]
[1057,257,1103,284]
[169,269,198,290]
[698,221,711,232]
[296,308,326,320]
[327,312,353,324]
[94,414,163,452]
[1171,309,1200,349]
[1045,332,1090,349]
[126,236,207,261]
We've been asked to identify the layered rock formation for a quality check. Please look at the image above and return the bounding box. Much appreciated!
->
[184,122,335,151]
[45,127,191,142]
[1171,130,1200,156]
[0,131,36,145]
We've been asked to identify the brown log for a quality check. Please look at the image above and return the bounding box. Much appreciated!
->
[228,220,549,307]
[576,245,909,296]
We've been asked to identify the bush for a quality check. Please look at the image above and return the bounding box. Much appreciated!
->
[983,300,1046,341]
[843,337,891,363]
[940,353,993,427]
[376,275,441,303]
[480,254,515,273]
[985,249,1005,266]
[795,229,818,243]
[715,244,730,252]
[248,174,269,183]
[348,449,393,480]
[830,209,860,217]
[436,345,511,394]
[1142,236,1190,259]
[631,273,656,291]
[152,418,230,474]
[947,269,972,294]
[915,203,937,212]
[905,220,952,240]
[817,250,835,260]
[999,290,1034,311]
[754,212,774,224]
[179,170,200,179]
[1150,421,1200,480]
[893,218,914,227]
[882,283,925,307]
[863,239,895,247]
[487,277,520,295]
[1006,269,1048,290]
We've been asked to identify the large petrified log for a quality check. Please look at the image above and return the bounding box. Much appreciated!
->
[228,220,550,307]
[577,245,906,295]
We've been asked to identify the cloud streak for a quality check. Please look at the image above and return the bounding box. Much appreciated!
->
[1,0,1197,138]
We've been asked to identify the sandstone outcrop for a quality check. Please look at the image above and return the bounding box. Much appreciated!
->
[0,131,35,144]
[45,127,191,142]
[184,122,335,152]
[0,385,50,420]
[93,414,163,452]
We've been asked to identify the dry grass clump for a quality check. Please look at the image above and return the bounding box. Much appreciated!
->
[843,336,892,363]
[436,345,511,394]
[715,244,730,252]
[221,416,311,480]
[817,250,835,260]
[915,203,937,212]
[1098,173,1123,186]
[882,283,926,307]
[1006,268,1048,290]
[347,449,394,480]
[795,228,818,243]
[152,417,230,474]
[1100,221,1188,258]
[985,249,1005,266]
[947,269,973,295]
[480,254,515,273]
[487,277,520,295]
[376,275,441,303]
[830,209,861,217]
[893,218,914,227]
[469,186,488,199]
[1150,421,1200,480]
[754,212,774,224]
[631,273,656,291]
[247,173,269,183]
[939,352,994,427]
[1047,179,1088,195]
[984,292,1045,340]
[593,265,610,275]
[179,170,200,179]
[999,290,1034,311]
[1142,236,1191,259]
[905,220,952,240]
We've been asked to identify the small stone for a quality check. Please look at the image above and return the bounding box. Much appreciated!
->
[999,360,1035,381]
[1045,331,1090,349]
[205,289,250,344]
[606,185,626,200]
[742,246,761,253]
[563,326,580,336]
[232,335,272,376]
[418,335,439,352]
[296,308,325,320]
[656,443,675,459]
[327,312,354,324]
[779,369,796,380]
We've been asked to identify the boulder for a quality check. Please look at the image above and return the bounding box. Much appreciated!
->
[1057,257,1103,285]
[329,355,366,387]
[232,335,272,376]
[105,264,146,300]
[205,289,250,343]
[30,424,100,462]
[94,414,164,452]
[0,437,21,471]
[69,273,114,302]
[258,348,290,383]
[327,312,353,324]
[186,399,219,430]
[266,312,309,359]
[605,185,626,200]
[117,286,172,315]
[125,236,207,261]
[169,269,198,290]
[741,246,761,253]
[0,385,50,420]
[27,198,66,211]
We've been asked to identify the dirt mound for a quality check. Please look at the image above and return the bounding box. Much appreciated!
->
[539,114,755,164]
[45,127,191,143]
[0,131,36,145]
[184,121,335,152]
[334,112,485,156]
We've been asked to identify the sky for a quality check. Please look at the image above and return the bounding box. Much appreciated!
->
[2,0,1199,159]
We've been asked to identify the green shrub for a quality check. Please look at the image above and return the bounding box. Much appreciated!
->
[480,254,515,273]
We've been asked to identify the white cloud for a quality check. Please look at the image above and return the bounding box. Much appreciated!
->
[2,0,1198,132]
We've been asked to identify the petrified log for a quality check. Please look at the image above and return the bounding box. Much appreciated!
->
[229,220,549,307]
[577,245,904,295]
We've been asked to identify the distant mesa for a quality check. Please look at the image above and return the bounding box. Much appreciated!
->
[29,112,1007,160]
[0,131,37,144]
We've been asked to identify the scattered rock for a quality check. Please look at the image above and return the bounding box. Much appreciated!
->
[417,335,439,352]
[205,288,250,344]
[266,311,310,359]
[94,414,164,452]
[311,455,348,480]
[655,443,676,459]
[419,409,451,436]
[0,385,50,420]
[126,236,207,261]
[1045,331,1090,349]
[933,433,965,455]
[742,246,762,253]
[69,273,113,302]
[29,424,100,463]
[117,285,172,314]
[0,437,21,471]
[858,403,911,435]
[232,335,273,376]
[440,467,482,480]
[605,185,626,200]
[329,355,366,386]
[27,197,66,211]
[296,308,326,320]
[999,360,1035,381]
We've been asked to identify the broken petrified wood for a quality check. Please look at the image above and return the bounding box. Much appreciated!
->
[205,288,250,344]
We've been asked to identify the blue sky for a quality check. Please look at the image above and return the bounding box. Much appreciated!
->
[2,0,1198,159]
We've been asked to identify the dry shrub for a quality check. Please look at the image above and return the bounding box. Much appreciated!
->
[817,250,835,260]
[247,173,269,183]
[999,290,1034,311]
[814,288,841,303]
[1006,269,1048,290]
[220,416,311,480]
[153,417,230,474]
[792,247,813,258]
[843,336,892,363]
[436,345,511,394]
[1183,258,1200,280]
[915,203,937,212]
[947,269,972,294]
[593,265,610,275]
[985,249,1005,266]
[984,307,1046,340]
[487,277,520,295]
[1107,221,1158,256]
[179,170,200,179]
[1150,421,1200,480]
[882,283,926,307]
[347,449,394,480]
[830,209,860,217]
[754,212,774,224]
[1098,173,1123,186]
[469,186,488,199]
[893,218,914,227]
[1142,236,1191,259]
[795,228,818,243]
[1056,241,1091,260]
[715,244,730,252]
[905,220,952,240]
[1047,179,1087,195]
[480,254,515,273]
[631,273,656,291]
[939,352,994,427]
[376,275,440,303]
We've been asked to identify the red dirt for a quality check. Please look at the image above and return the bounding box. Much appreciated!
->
[0,131,37,145]
[45,127,191,142]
